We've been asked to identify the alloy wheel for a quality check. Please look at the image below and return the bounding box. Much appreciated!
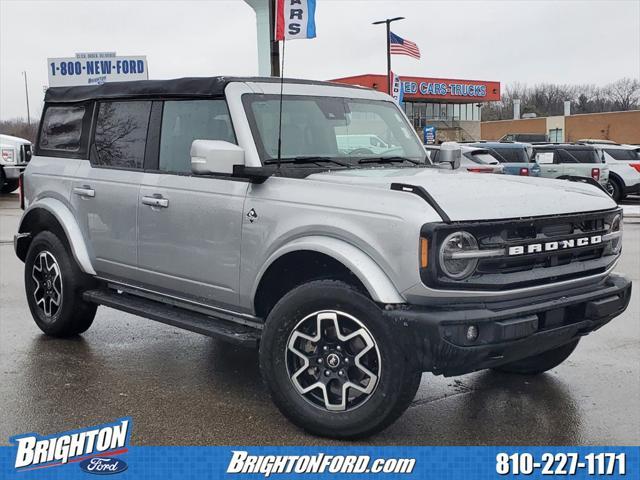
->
[31,251,63,318]
[286,310,381,412]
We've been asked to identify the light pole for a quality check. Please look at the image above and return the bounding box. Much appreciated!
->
[22,71,31,126]
[372,16,404,94]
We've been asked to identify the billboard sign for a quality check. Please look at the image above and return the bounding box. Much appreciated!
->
[47,55,148,87]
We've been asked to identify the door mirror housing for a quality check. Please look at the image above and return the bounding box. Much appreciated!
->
[191,140,245,175]
[438,142,462,169]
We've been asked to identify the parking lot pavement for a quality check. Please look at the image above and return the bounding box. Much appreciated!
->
[1,192,639,446]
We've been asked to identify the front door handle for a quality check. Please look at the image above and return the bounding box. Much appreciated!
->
[73,186,95,198]
[547,169,558,173]
[141,195,169,208]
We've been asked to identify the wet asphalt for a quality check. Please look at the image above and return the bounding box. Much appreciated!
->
[1,192,639,446]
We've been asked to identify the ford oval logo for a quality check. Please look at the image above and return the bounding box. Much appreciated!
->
[79,457,128,475]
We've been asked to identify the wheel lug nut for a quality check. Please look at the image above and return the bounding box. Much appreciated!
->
[338,370,344,376]
[344,358,349,363]
[317,358,323,364]
[336,345,342,351]
[323,346,328,351]
[324,370,330,376]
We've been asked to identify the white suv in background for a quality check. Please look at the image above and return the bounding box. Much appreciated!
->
[581,142,640,202]
[0,134,32,193]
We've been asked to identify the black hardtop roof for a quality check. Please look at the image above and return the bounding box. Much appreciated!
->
[533,143,597,150]
[44,76,363,103]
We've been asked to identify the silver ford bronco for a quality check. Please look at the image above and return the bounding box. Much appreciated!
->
[15,77,631,438]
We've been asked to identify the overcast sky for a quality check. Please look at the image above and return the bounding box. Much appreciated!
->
[1,0,639,120]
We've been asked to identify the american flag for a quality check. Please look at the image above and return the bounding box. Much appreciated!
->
[389,31,421,59]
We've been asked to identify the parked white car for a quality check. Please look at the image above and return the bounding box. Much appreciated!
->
[426,143,504,174]
[0,134,32,193]
[580,142,640,202]
[336,134,401,156]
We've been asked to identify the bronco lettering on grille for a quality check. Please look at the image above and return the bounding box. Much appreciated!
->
[508,235,603,256]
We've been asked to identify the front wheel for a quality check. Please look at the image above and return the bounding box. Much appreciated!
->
[24,231,97,337]
[259,280,421,439]
[492,339,580,375]
[0,179,19,194]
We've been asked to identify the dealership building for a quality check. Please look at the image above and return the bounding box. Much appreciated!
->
[331,74,501,142]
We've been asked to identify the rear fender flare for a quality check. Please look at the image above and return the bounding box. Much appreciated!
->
[18,198,96,275]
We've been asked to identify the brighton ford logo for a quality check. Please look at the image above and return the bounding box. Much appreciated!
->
[11,417,131,472]
[79,457,128,475]
[508,235,602,256]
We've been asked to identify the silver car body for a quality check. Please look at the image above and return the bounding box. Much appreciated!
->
[19,80,620,317]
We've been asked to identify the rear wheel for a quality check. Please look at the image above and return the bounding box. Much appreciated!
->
[608,177,623,203]
[24,231,97,337]
[492,339,580,375]
[259,280,421,439]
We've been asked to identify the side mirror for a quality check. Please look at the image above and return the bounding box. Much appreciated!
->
[191,140,244,175]
[439,142,462,169]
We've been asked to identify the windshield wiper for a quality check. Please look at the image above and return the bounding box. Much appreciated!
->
[264,156,349,167]
[358,156,420,165]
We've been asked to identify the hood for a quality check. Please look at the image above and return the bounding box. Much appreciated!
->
[307,167,617,221]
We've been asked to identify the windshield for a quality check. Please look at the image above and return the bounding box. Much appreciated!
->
[242,94,427,166]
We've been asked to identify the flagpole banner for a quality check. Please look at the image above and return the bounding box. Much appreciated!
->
[391,71,403,105]
[2,445,639,479]
[275,0,317,41]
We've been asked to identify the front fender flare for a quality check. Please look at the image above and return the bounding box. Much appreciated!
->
[18,198,96,275]
[252,236,405,305]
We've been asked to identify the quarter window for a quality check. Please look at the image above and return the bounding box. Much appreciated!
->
[39,105,86,152]
[159,100,235,174]
[93,101,151,169]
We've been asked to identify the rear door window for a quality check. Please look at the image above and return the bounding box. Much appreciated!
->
[38,104,91,156]
[559,149,599,163]
[93,101,152,169]
[489,147,528,163]
[605,148,639,161]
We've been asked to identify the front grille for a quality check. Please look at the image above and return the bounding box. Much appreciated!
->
[421,209,621,291]
[19,144,32,164]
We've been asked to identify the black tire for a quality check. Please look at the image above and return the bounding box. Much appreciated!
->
[0,179,19,194]
[24,231,97,337]
[608,176,624,203]
[492,339,580,375]
[259,280,422,439]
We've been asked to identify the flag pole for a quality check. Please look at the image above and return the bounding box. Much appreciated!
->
[385,22,391,94]
[276,38,286,169]
[372,17,405,95]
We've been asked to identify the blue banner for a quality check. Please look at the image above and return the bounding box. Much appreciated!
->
[2,446,638,479]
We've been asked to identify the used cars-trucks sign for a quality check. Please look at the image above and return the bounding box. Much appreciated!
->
[47,52,147,87]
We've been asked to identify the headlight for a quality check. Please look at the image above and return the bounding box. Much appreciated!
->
[439,231,479,280]
[605,213,622,255]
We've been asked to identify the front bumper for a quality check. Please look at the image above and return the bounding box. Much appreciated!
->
[385,273,631,376]
[1,165,26,179]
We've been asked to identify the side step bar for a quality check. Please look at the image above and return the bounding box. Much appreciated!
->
[83,289,261,348]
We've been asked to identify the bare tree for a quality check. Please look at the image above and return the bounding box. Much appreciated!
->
[482,78,640,121]
[603,78,640,111]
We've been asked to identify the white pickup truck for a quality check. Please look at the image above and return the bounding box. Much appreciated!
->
[0,134,32,193]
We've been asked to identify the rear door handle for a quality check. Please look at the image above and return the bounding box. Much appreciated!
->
[73,186,95,198]
[141,195,169,208]
[547,169,558,173]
